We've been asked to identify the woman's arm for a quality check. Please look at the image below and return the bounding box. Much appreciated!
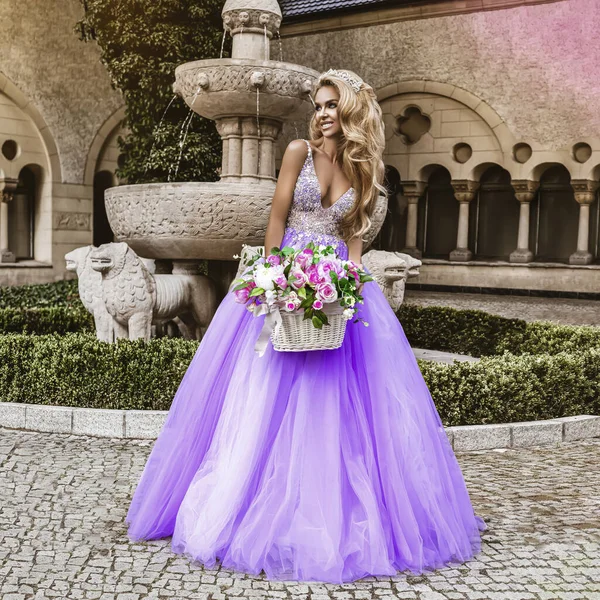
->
[264,140,308,257]
[347,235,363,267]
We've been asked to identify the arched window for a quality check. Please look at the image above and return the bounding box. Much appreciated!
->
[93,171,115,247]
[421,167,458,259]
[534,166,578,262]
[8,167,36,260]
[475,166,519,260]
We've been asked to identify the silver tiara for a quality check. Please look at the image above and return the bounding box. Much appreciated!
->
[320,69,364,93]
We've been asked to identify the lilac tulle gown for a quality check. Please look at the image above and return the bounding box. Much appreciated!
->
[126,139,486,583]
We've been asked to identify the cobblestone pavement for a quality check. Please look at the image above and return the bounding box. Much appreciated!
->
[1,428,599,600]
[404,291,600,326]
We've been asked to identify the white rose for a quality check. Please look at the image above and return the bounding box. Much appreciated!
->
[254,265,274,290]
[343,308,354,320]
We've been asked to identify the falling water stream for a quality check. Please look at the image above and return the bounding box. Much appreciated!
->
[144,94,178,177]
[168,85,203,181]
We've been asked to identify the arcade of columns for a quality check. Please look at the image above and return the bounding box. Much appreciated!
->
[401,177,600,265]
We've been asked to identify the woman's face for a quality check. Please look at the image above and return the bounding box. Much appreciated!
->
[314,85,341,138]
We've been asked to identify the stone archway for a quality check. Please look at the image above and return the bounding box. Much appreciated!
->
[535,165,578,262]
[422,166,458,259]
[475,165,519,260]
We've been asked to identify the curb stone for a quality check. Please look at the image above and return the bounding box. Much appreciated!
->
[0,402,598,451]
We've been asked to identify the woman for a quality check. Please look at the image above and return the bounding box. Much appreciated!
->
[126,69,486,584]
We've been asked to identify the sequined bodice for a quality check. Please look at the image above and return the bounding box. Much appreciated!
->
[281,139,355,258]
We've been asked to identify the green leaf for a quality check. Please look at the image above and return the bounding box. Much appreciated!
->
[249,287,264,297]
[312,315,323,329]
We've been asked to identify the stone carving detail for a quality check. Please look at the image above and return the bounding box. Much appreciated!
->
[571,179,599,204]
[175,64,317,99]
[65,246,114,342]
[361,250,422,312]
[222,9,282,35]
[54,212,91,231]
[105,184,272,242]
[231,245,421,312]
[76,242,218,342]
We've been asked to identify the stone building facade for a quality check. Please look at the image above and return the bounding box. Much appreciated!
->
[1,0,599,294]
[278,0,600,294]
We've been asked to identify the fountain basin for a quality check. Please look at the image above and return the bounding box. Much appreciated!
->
[105,182,274,260]
[105,182,388,261]
[174,59,319,121]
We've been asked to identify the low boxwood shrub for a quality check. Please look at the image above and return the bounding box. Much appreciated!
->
[0,331,598,425]
[397,304,600,357]
[0,333,197,411]
[0,279,82,309]
[0,306,93,334]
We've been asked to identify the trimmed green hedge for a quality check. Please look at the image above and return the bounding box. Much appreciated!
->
[0,306,93,334]
[0,333,196,411]
[0,285,598,425]
[0,279,82,309]
[397,304,600,358]
[0,331,596,425]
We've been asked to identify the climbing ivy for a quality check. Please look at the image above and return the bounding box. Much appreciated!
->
[75,0,230,183]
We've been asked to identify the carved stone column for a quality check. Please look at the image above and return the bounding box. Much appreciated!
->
[401,181,426,259]
[257,118,283,180]
[215,117,243,183]
[509,180,539,263]
[569,179,599,265]
[0,178,17,263]
[240,118,259,183]
[449,180,479,262]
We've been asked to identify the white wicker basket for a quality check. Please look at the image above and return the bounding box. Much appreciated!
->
[271,302,347,352]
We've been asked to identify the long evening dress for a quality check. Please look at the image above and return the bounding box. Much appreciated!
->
[125,139,486,583]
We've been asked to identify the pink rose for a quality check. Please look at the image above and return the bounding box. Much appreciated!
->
[285,301,296,312]
[274,274,288,289]
[315,282,338,303]
[294,248,314,269]
[233,287,250,303]
[306,264,323,285]
[317,258,343,281]
[290,267,308,289]
[266,254,281,266]
[313,299,323,310]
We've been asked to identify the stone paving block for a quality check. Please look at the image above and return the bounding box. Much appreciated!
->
[25,404,72,434]
[125,411,167,439]
[557,415,600,441]
[510,419,562,447]
[451,423,511,451]
[73,408,125,438]
[0,402,27,429]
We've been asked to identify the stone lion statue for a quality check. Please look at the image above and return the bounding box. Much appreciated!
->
[361,249,421,311]
[65,245,114,342]
[230,245,420,311]
[89,242,217,342]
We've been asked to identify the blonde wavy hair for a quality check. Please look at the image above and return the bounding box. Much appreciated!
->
[308,69,387,243]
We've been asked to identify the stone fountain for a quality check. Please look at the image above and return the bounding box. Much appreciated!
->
[70,0,420,342]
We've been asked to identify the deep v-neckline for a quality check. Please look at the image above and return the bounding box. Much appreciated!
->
[305,140,354,210]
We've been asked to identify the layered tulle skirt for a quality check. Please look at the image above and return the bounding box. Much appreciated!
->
[126,239,486,583]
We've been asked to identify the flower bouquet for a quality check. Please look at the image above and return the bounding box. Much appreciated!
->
[231,242,373,355]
